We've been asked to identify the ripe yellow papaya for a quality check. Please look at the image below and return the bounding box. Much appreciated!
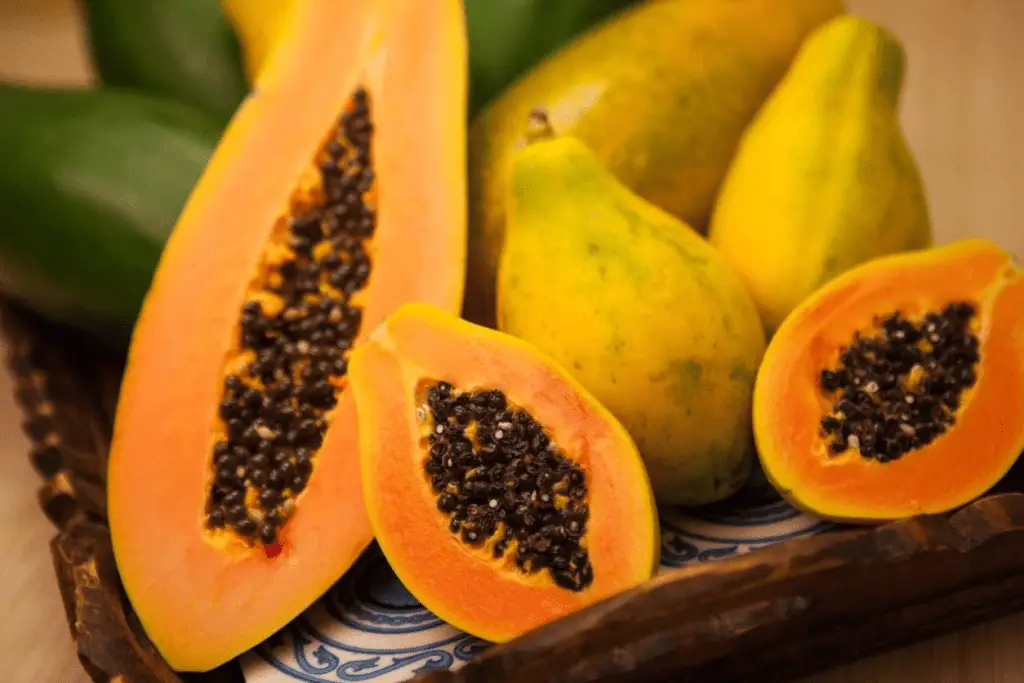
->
[466,0,844,326]
[709,15,933,334]
[220,0,294,83]
[497,115,766,506]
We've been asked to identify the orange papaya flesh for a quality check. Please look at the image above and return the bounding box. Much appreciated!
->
[754,239,1024,524]
[107,0,467,672]
[350,302,660,643]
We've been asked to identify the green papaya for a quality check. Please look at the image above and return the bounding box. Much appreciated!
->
[80,0,248,123]
[708,15,933,334]
[465,0,641,116]
[466,0,845,327]
[0,84,220,347]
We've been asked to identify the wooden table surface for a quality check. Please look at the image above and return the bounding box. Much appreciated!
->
[0,1,1021,681]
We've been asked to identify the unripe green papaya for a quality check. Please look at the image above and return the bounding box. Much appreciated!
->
[0,84,220,347]
[708,15,933,334]
[81,0,248,124]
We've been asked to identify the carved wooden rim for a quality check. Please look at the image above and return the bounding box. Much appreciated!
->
[4,300,1024,683]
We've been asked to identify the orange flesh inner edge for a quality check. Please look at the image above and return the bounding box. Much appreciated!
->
[356,308,657,642]
[107,0,466,669]
[758,241,1024,519]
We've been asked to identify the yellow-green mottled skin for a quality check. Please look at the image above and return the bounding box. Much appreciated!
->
[709,15,932,334]
[498,135,767,506]
[466,0,845,326]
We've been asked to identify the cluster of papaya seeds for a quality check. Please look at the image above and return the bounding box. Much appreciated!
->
[709,15,932,335]
[465,0,844,327]
[497,112,766,508]
[754,239,1024,524]
[106,0,468,672]
[349,302,661,643]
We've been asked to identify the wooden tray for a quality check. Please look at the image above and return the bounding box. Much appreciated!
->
[6,299,1024,683]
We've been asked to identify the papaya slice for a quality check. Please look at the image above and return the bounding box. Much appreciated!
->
[106,0,467,672]
[349,302,660,643]
[754,239,1024,524]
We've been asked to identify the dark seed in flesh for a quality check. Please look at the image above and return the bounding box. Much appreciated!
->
[208,508,226,528]
[259,523,278,545]
[818,302,980,464]
[260,489,281,509]
[204,87,377,546]
[422,382,592,592]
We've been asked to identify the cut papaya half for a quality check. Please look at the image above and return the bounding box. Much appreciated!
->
[754,239,1024,524]
[349,302,660,643]
[106,0,467,672]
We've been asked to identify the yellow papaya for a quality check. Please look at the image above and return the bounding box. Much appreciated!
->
[708,15,933,334]
[221,0,294,83]
[497,115,766,506]
[466,0,844,326]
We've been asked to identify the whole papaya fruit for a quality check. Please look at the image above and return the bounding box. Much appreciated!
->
[0,84,220,347]
[220,0,294,84]
[81,0,248,123]
[497,114,767,506]
[220,0,643,117]
[709,15,932,334]
[466,0,844,326]
[465,0,641,116]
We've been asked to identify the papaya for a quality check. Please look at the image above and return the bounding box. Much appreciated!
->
[222,0,644,117]
[107,0,467,671]
[220,0,294,84]
[709,15,933,335]
[754,239,1024,524]
[350,302,659,642]
[464,0,642,116]
[81,0,249,123]
[465,0,845,326]
[497,114,766,507]
[0,83,220,348]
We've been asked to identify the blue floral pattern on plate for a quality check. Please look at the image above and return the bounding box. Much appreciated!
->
[242,472,834,682]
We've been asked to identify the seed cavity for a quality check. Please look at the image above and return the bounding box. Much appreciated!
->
[205,88,376,547]
[423,381,594,592]
[818,301,980,463]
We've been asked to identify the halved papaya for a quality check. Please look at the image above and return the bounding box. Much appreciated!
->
[754,239,1024,524]
[349,302,660,642]
[106,0,467,672]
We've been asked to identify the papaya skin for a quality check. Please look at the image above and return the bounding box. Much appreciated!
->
[82,0,249,123]
[754,239,1024,525]
[464,0,643,116]
[465,0,845,326]
[107,0,467,672]
[220,0,294,84]
[497,127,766,507]
[224,0,643,117]
[0,83,220,348]
[351,302,660,643]
[709,15,932,335]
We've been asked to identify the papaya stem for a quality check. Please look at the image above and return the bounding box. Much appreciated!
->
[525,107,556,144]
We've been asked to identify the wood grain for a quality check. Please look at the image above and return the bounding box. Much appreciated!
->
[0,1,1021,682]
[1,304,246,683]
